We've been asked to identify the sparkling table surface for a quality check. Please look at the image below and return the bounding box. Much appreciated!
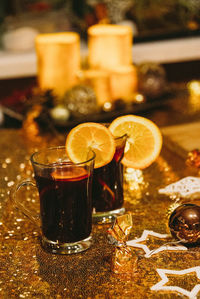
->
[1,126,200,299]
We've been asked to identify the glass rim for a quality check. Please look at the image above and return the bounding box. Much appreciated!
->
[30,146,96,168]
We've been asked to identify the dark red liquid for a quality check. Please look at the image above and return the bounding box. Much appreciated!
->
[35,164,92,243]
[92,141,125,212]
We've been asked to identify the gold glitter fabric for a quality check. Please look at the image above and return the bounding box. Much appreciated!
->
[1,128,200,298]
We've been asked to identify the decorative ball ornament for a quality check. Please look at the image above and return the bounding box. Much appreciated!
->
[169,204,200,245]
[181,198,200,207]
[63,85,98,118]
[50,105,70,123]
[137,62,167,99]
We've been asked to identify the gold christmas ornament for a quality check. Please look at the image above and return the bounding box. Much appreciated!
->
[78,69,111,106]
[63,85,98,118]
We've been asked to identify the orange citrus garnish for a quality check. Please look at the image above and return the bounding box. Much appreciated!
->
[65,122,115,168]
[52,167,88,181]
[109,114,163,169]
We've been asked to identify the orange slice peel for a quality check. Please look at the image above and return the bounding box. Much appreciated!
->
[65,122,116,168]
[51,167,88,181]
[109,114,163,169]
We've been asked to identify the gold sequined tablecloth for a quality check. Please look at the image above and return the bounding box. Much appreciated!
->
[1,128,200,299]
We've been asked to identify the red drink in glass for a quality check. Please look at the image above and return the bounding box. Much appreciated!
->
[11,146,95,254]
[92,135,127,223]
[35,163,92,244]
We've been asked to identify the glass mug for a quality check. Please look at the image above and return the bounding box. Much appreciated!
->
[92,134,127,224]
[11,146,95,255]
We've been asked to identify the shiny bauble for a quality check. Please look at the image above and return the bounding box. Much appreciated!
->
[63,85,98,118]
[169,203,200,245]
[50,105,70,124]
[137,62,167,99]
[181,198,200,207]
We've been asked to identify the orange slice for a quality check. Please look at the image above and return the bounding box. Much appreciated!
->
[52,167,88,181]
[109,114,163,169]
[65,122,115,168]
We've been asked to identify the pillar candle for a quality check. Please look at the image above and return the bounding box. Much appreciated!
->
[35,32,80,97]
[88,24,133,70]
[109,65,138,100]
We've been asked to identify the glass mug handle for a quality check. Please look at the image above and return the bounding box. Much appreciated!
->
[10,179,40,227]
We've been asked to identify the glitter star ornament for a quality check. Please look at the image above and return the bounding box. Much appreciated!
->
[159,176,200,199]
[126,230,187,258]
[151,266,200,299]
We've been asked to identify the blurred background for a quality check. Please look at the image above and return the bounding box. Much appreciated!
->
[0,0,200,130]
[0,0,199,41]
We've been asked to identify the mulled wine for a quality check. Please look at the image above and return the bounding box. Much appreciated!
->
[35,163,92,243]
[92,135,126,218]
[11,146,95,254]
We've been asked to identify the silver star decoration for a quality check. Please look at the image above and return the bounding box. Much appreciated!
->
[159,176,200,199]
[127,230,187,258]
[151,266,200,298]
